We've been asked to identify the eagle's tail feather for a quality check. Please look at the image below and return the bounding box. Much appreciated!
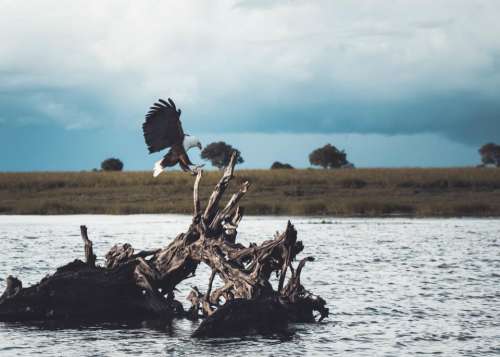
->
[153,160,164,177]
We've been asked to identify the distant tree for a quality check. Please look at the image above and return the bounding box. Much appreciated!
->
[270,161,294,170]
[309,144,348,169]
[201,141,244,169]
[101,158,124,171]
[479,143,500,166]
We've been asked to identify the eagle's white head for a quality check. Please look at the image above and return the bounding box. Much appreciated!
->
[183,135,202,151]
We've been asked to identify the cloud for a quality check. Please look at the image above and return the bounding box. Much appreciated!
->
[0,0,499,146]
[233,0,305,10]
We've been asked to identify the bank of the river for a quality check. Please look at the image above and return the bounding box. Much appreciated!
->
[1,168,500,216]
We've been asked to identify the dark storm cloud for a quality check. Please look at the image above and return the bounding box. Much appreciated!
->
[0,0,499,163]
[185,89,499,146]
[0,87,114,129]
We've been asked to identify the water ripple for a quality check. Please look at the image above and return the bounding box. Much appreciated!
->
[0,215,499,356]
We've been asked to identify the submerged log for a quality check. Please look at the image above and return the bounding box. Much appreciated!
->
[0,153,328,336]
[192,297,289,338]
[0,260,173,322]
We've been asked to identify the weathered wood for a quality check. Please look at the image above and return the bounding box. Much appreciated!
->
[202,152,237,225]
[0,276,22,300]
[193,168,203,221]
[205,269,216,299]
[80,225,96,267]
[105,243,159,269]
[209,180,249,231]
[192,297,288,338]
[0,152,328,336]
[0,260,175,322]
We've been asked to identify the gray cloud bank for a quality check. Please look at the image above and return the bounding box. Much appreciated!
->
[0,0,499,146]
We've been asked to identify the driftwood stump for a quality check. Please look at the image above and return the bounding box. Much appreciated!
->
[0,153,328,336]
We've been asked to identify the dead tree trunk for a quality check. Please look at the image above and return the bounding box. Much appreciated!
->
[0,153,328,336]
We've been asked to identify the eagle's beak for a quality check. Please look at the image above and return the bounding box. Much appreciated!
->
[197,143,202,150]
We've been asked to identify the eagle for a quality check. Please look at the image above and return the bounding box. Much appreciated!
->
[142,98,202,177]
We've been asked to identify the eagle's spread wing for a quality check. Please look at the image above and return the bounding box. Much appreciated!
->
[142,98,184,154]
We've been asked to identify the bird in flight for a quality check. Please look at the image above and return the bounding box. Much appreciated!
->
[142,98,202,177]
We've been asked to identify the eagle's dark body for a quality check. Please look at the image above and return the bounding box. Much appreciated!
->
[158,145,194,172]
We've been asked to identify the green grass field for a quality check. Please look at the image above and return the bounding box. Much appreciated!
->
[1,168,500,216]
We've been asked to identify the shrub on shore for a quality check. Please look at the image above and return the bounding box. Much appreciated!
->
[101,158,124,171]
[270,162,294,170]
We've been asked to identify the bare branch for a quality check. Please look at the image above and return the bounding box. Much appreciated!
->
[205,269,216,299]
[202,152,238,226]
[193,169,203,221]
[80,225,96,267]
[231,206,244,227]
[209,181,250,231]
[277,221,295,292]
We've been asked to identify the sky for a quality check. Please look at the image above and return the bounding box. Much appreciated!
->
[0,0,499,171]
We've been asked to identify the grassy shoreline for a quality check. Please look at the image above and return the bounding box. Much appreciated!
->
[1,168,500,217]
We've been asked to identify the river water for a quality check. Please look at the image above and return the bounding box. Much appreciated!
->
[0,215,499,356]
